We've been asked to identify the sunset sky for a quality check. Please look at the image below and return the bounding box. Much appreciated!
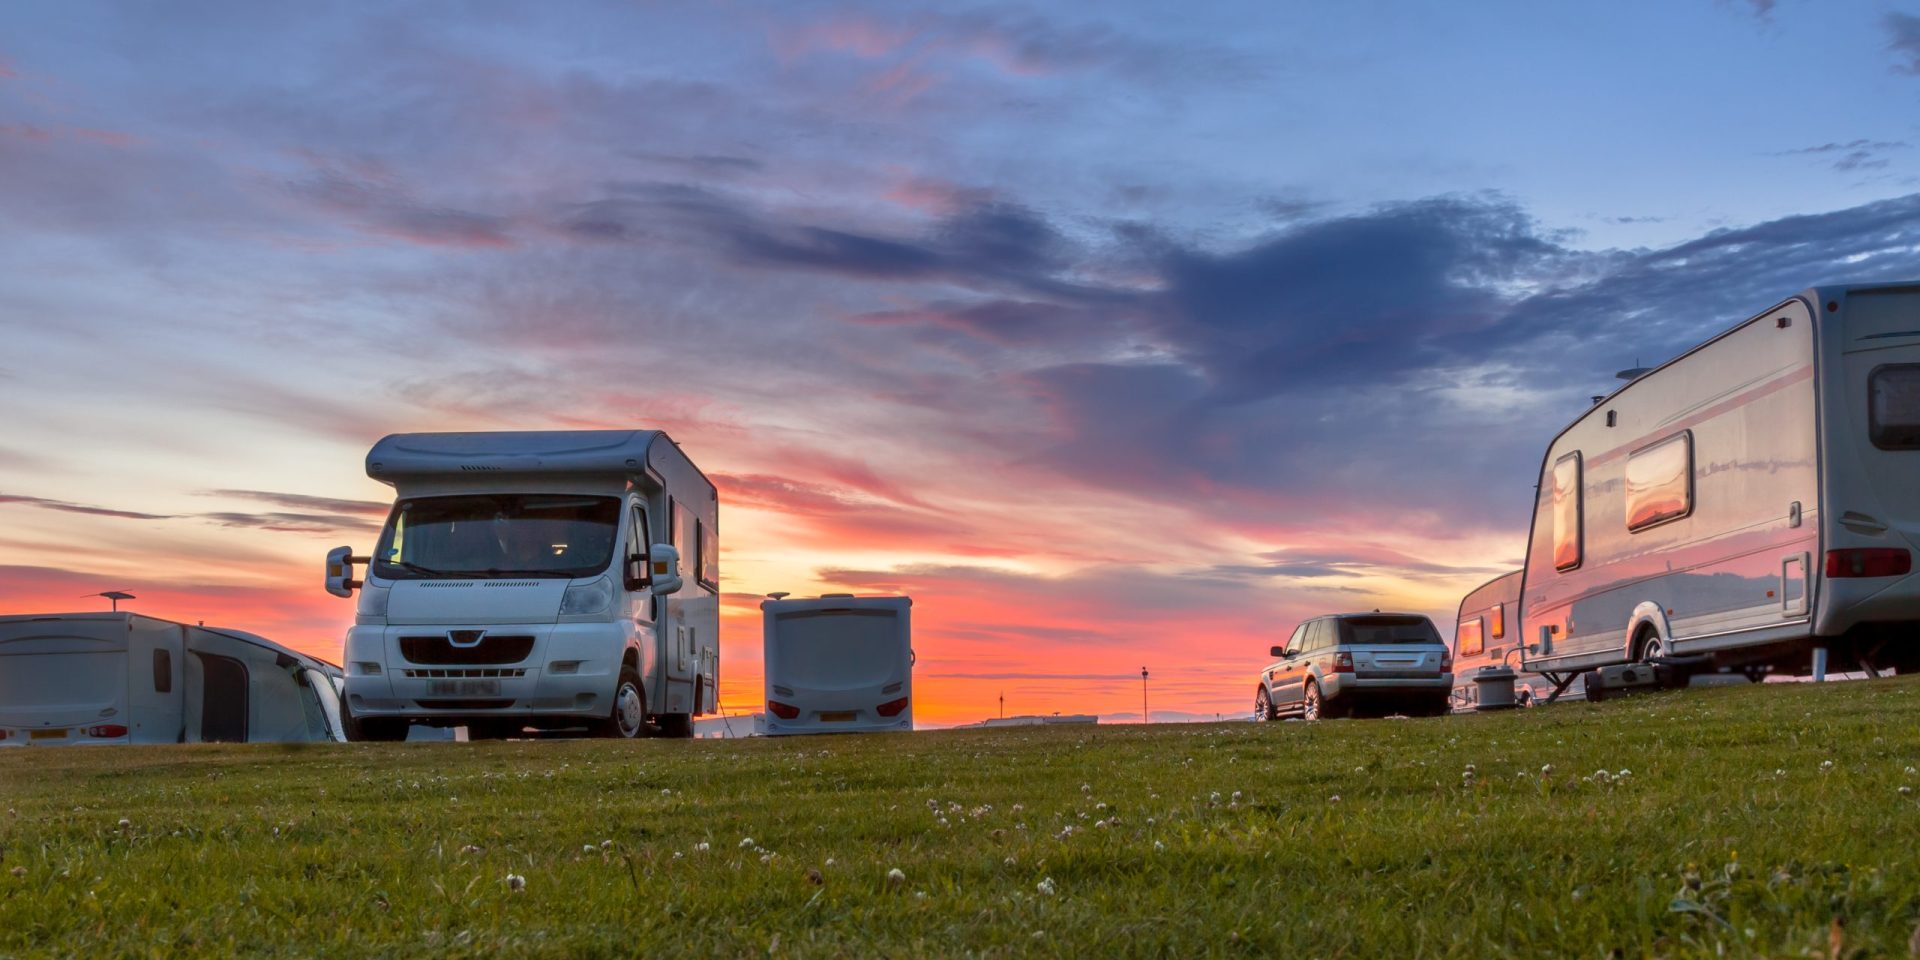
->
[4,2,1920,725]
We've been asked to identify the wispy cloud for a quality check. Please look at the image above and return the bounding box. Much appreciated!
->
[0,494,172,521]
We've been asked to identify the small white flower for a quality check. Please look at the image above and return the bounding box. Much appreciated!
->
[1153,840,1166,851]
[1011,803,1024,814]
[1003,856,1016,866]
[1905,766,1916,777]
[1095,802,1108,811]
[117,819,131,829]
[760,853,775,864]
[1209,791,1221,803]
[1820,760,1834,771]
[1901,785,1914,796]
[1036,876,1057,896]
[582,844,598,854]
[739,837,755,848]
[1775,768,1787,777]
[1540,764,1554,775]
[886,867,906,885]
[693,842,710,852]
[1094,819,1107,829]
[1146,817,1155,826]
[660,788,672,796]
[459,844,483,855]
[600,839,612,850]
[1328,795,1341,804]
[672,851,683,859]
[1617,769,1631,778]
[505,873,526,892]
[1080,783,1091,794]
[1463,764,1476,773]
[824,857,835,866]
[914,890,927,900]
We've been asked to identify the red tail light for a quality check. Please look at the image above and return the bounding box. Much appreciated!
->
[1439,649,1453,672]
[1825,548,1912,578]
[0,730,9,741]
[767,700,799,720]
[86,725,128,738]
[1333,652,1354,673]
[876,697,910,717]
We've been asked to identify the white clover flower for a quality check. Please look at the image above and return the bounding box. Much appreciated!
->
[1231,791,1242,802]
[739,837,755,848]
[887,867,906,885]
[1036,877,1057,896]
[1209,791,1221,803]
[1080,783,1091,794]
[1617,770,1631,778]
[825,857,835,866]
[1821,760,1834,770]
[693,841,710,852]
[1011,803,1024,814]
[582,844,598,854]
[1906,766,1916,776]
[1540,764,1554,775]
[1095,802,1108,811]
[460,844,483,855]
[672,851,684,860]
[1094,819,1107,829]
[505,873,526,892]
[1901,786,1914,796]
[660,788,672,796]
[1328,795,1341,804]
[1153,840,1166,851]
[1003,856,1016,866]
[118,819,131,829]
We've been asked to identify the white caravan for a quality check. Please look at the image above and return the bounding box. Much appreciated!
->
[327,430,719,740]
[0,613,346,746]
[761,594,912,735]
[1518,282,1920,689]
[1450,571,1584,708]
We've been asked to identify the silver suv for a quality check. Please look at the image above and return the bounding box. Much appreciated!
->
[1255,613,1453,721]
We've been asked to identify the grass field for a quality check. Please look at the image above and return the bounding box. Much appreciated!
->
[4,678,1920,958]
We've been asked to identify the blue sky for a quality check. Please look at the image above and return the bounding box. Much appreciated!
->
[2,0,1918,721]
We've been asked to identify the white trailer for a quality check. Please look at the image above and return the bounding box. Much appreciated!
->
[1450,571,1585,709]
[1518,281,1920,691]
[0,613,346,746]
[761,594,912,735]
[327,430,719,740]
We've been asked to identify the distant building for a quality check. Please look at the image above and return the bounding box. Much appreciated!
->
[954,714,1098,729]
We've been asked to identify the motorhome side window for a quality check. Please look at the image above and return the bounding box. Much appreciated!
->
[1457,617,1484,657]
[696,519,717,590]
[1551,453,1583,571]
[1869,364,1920,449]
[1625,432,1693,531]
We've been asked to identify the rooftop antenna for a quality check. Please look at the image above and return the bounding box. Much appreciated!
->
[1616,357,1652,381]
[766,592,790,600]
[86,590,136,612]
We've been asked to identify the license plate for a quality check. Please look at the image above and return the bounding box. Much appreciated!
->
[30,729,67,740]
[819,711,856,723]
[426,679,501,696]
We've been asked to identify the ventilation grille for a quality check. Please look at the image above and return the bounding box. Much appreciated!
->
[419,582,476,589]
[404,668,527,679]
[400,635,535,665]
[483,581,542,588]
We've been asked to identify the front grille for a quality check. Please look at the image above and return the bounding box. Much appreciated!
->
[414,699,513,710]
[403,668,527,679]
[400,635,535,665]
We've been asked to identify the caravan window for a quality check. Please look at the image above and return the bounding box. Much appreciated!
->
[1870,364,1920,449]
[1626,432,1693,531]
[1489,603,1505,640]
[1456,617,1484,657]
[1552,453,1583,571]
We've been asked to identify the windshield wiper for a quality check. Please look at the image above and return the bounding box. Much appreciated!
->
[386,560,455,577]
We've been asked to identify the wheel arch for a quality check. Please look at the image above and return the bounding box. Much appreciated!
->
[1623,602,1672,660]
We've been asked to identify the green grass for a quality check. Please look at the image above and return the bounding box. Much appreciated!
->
[4,678,1920,958]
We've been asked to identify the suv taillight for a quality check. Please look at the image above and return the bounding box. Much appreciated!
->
[876,697,910,717]
[1439,649,1453,672]
[1332,652,1354,673]
[767,701,799,720]
[1826,548,1911,578]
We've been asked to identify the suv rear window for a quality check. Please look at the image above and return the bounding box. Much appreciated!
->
[1339,616,1440,645]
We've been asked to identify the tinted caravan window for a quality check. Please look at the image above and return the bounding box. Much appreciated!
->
[1870,364,1920,449]
[1456,617,1484,657]
[1552,453,1582,571]
[1626,432,1693,531]
[1488,602,1505,640]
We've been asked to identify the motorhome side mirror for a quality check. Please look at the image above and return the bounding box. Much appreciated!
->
[1270,645,1286,658]
[623,553,650,592]
[324,546,360,598]
[648,543,684,595]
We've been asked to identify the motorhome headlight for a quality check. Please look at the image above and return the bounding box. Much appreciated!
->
[559,576,614,616]
[356,584,390,619]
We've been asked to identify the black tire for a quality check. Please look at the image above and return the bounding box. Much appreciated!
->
[1302,681,1326,722]
[593,664,649,739]
[1254,687,1277,722]
[352,717,409,742]
[657,713,694,739]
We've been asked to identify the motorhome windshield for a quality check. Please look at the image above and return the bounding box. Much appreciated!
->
[372,494,621,579]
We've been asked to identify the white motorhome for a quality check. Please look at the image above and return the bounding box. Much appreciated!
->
[761,594,912,735]
[0,613,345,746]
[327,430,719,740]
[1518,282,1920,688]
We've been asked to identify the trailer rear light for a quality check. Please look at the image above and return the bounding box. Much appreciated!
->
[876,697,910,717]
[767,700,799,720]
[1825,548,1912,578]
[1333,652,1354,673]
[85,725,128,738]
[0,730,8,741]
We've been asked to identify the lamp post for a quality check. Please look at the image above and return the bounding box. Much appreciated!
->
[1140,666,1149,725]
